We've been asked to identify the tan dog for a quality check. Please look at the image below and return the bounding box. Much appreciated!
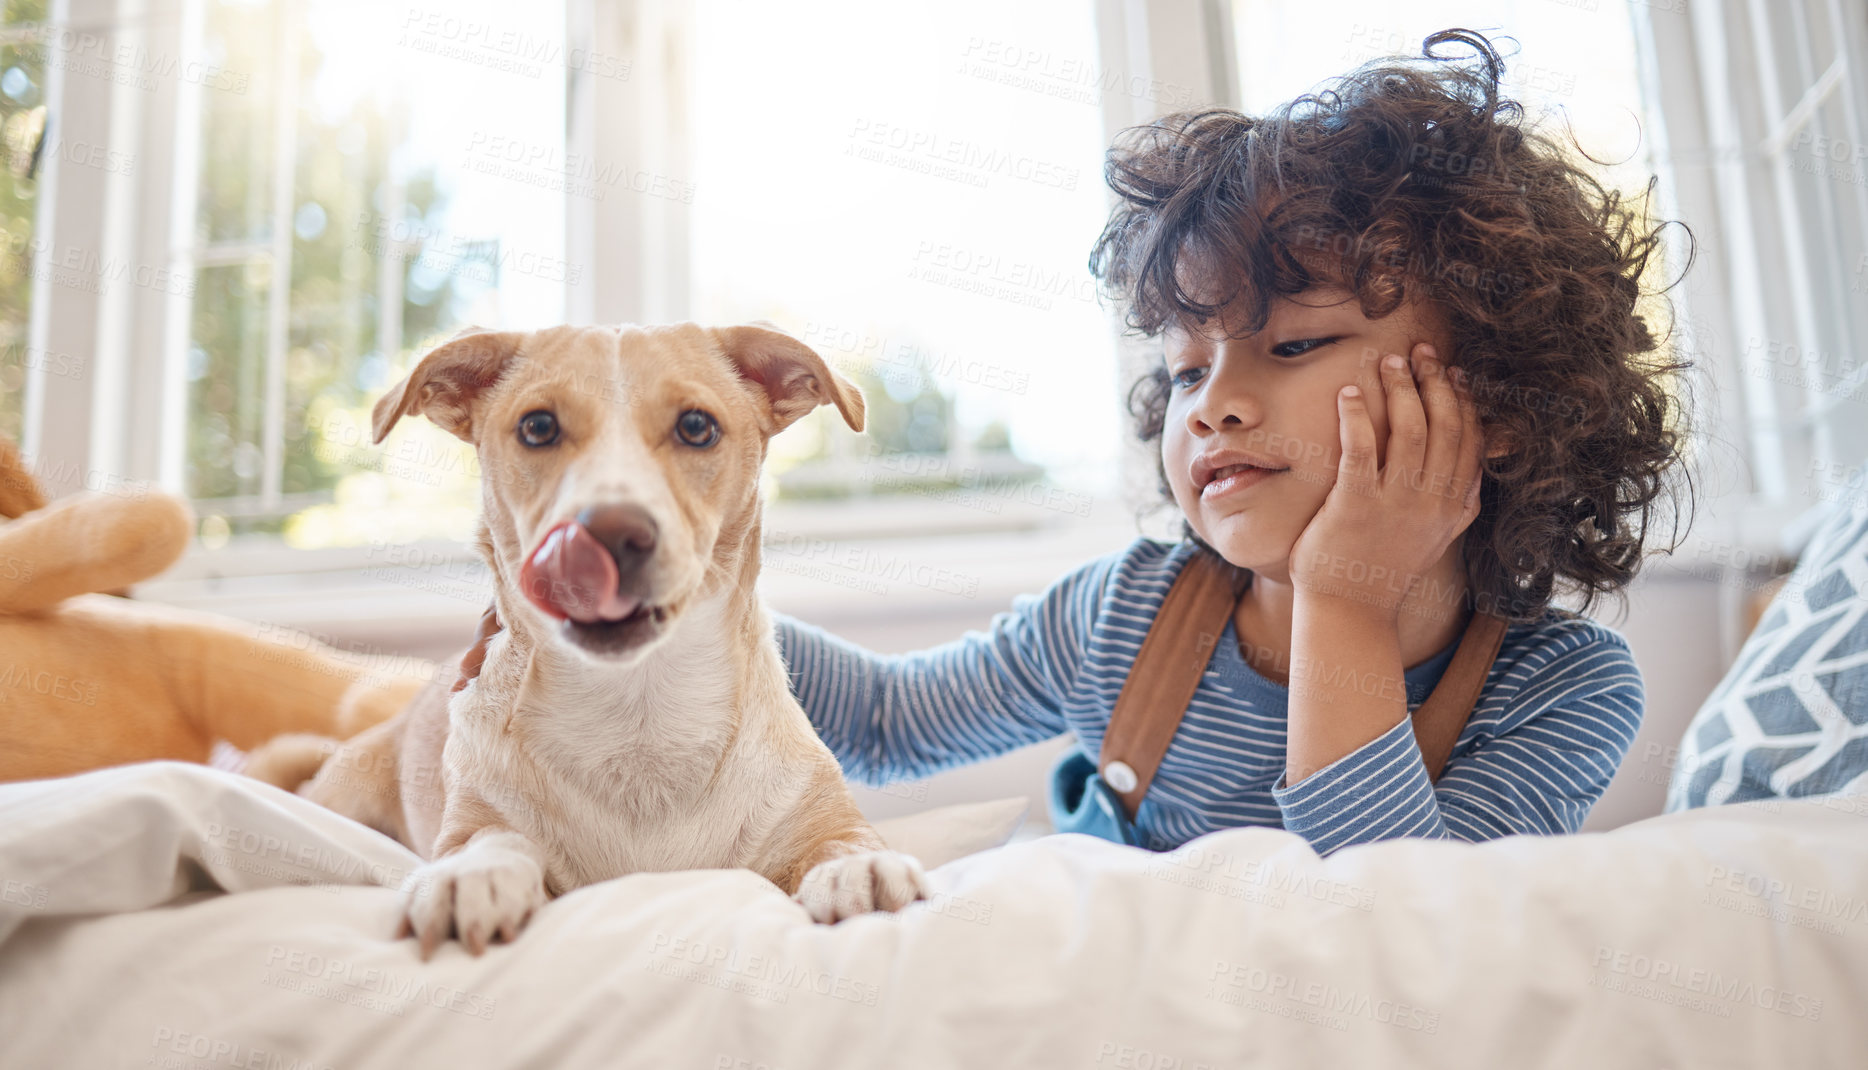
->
[249,323,928,956]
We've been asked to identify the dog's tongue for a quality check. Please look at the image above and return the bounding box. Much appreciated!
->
[521,523,640,624]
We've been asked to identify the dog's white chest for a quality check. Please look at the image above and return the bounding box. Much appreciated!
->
[448,620,758,891]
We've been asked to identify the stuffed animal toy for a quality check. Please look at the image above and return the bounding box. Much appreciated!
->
[0,434,425,782]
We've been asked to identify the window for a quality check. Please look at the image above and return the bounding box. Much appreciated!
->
[686,0,1122,527]
[1231,2,1656,181]
[0,0,1258,601]
[178,0,567,549]
[0,0,1144,570]
[1632,0,1868,544]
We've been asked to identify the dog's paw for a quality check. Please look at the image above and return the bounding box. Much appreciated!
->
[398,836,548,959]
[793,849,929,923]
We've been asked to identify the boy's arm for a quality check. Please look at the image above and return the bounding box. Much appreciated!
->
[774,555,1116,785]
[1272,627,1644,856]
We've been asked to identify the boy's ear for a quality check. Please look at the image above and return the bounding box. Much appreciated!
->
[712,323,865,435]
[372,327,527,444]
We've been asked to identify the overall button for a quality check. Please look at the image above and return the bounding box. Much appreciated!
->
[1102,760,1138,794]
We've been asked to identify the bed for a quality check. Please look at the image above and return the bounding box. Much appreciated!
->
[1,760,1862,1068]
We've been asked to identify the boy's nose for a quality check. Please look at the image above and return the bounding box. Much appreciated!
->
[1185,364,1265,433]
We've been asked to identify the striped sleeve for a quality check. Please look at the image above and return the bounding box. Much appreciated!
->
[773,552,1119,785]
[1272,623,1645,856]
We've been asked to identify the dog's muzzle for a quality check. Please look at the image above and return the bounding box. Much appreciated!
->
[521,522,642,623]
[521,512,670,657]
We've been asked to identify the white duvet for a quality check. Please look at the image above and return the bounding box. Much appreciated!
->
[1,762,1865,1069]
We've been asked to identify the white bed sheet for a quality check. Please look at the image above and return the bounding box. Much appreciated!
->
[1,761,1864,1068]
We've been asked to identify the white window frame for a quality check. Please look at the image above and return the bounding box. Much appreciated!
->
[1092,0,1239,511]
[22,0,182,498]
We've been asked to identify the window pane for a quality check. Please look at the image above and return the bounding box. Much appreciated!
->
[187,261,271,501]
[183,0,563,543]
[688,0,1120,517]
[198,0,277,246]
[1232,3,1653,188]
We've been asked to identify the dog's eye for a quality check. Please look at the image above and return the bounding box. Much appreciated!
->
[517,410,560,448]
[675,409,719,448]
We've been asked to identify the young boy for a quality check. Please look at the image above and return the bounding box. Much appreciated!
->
[773,29,1690,855]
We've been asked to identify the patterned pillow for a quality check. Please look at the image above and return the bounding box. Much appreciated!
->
[1667,493,1868,810]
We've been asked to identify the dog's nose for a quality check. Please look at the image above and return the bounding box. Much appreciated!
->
[576,503,659,575]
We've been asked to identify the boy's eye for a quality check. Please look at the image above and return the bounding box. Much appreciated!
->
[1271,337,1340,358]
[1170,366,1208,390]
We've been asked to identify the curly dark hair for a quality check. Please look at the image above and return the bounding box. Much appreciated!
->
[1089,28,1694,623]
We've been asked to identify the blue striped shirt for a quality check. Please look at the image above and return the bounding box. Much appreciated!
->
[776,537,1644,856]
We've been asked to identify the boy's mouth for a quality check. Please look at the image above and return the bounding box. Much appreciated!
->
[1192,452,1290,497]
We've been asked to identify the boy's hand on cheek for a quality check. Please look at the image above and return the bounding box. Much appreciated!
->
[1287,342,1484,623]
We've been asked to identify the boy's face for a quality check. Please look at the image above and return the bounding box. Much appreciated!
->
[1160,284,1452,582]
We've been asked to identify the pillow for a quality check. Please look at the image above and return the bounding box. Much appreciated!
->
[870,797,1029,868]
[1668,490,1868,810]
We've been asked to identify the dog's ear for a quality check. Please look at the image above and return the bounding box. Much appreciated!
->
[372,328,526,444]
[713,324,865,434]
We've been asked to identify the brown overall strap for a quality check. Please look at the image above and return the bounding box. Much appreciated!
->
[1098,552,1246,818]
[1097,551,1507,820]
[1411,609,1508,778]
